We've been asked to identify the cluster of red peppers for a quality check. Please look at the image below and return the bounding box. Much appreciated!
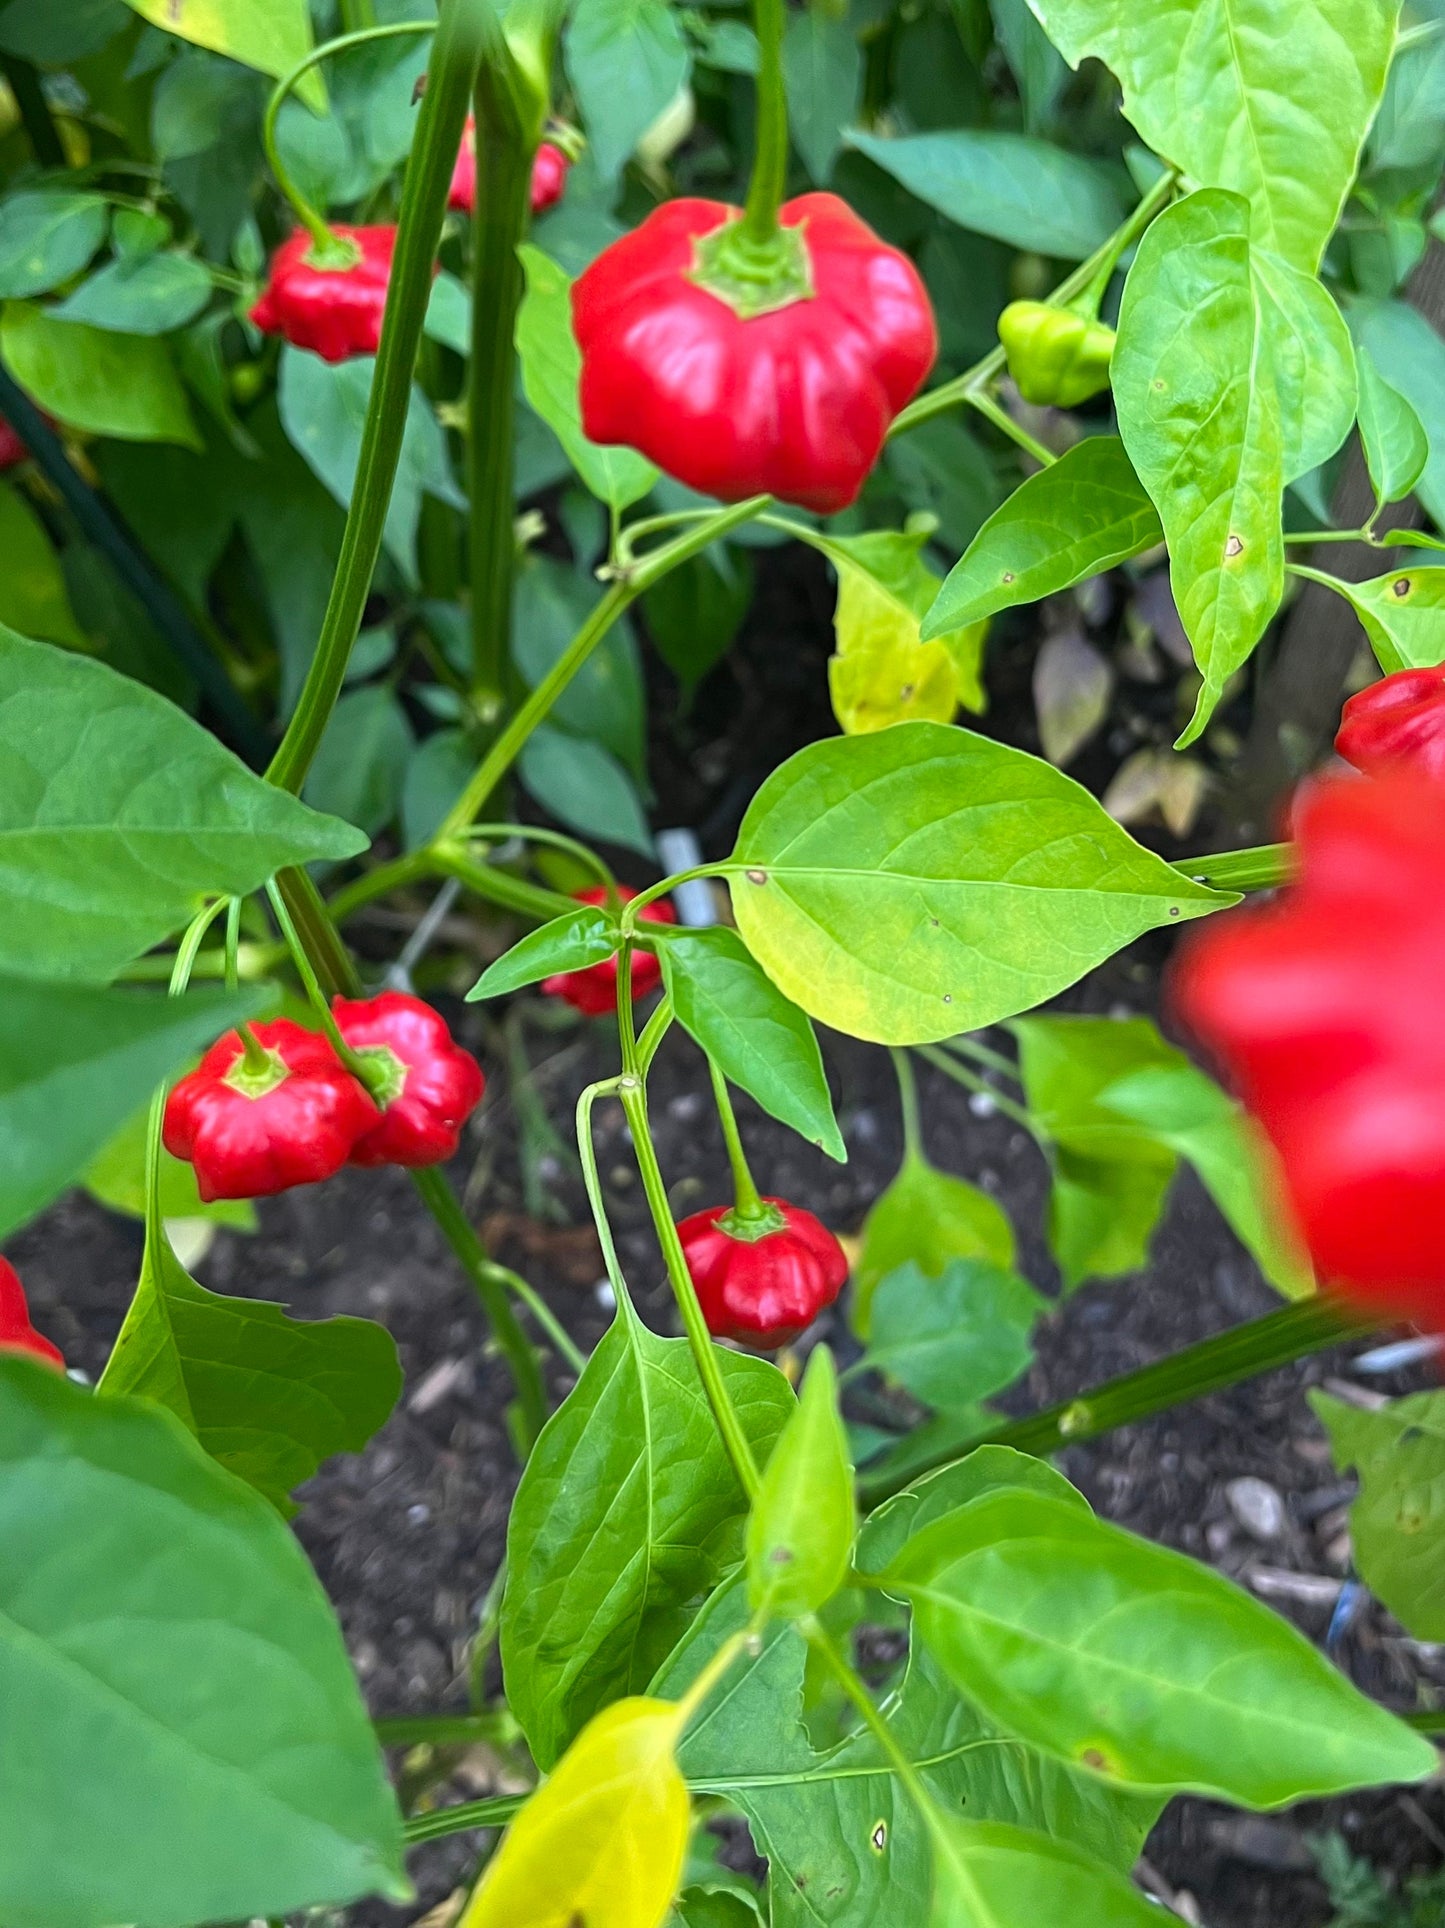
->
[448,120,572,217]
[165,993,484,1203]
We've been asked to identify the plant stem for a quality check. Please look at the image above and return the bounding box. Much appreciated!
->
[327,851,441,925]
[804,1620,935,1810]
[404,1794,527,1844]
[433,845,580,923]
[965,388,1056,468]
[0,55,65,168]
[914,1044,1040,1139]
[264,877,378,1084]
[575,1077,632,1305]
[940,1034,1021,1083]
[266,0,484,795]
[374,1713,510,1748]
[889,1046,922,1160]
[859,1296,1377,1507]
[740,0,789,244]
[1172,843,1293,892]
[708,1060,765,1217]
[1282,528,1373,546]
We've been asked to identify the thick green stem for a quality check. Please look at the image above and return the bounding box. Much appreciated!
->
[433,845,580,923]
[266,1,484,794]
[708,1060,767,1220]
[1173,843,1293,892]
[740,0,789,244]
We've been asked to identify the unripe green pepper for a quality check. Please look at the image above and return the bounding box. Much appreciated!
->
[997,299,1116,408]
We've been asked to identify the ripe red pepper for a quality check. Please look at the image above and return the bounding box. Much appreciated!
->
[163,1019,379,1202]
[0,1259,63,1371]
[448,122,571,217]
[572,193,937,513]
[0,415,27,471]
[1173,770,1445,1323]
[332,991,485,1167]
[1336,666,1445,784]
[249,225,399,363]
[541,886,677,1016]
[677,1198,848,1348]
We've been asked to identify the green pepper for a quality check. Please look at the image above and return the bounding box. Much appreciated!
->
[997,299,1116,408]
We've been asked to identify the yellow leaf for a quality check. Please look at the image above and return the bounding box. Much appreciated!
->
[460,1698,690,1928]
[120,0,326,111]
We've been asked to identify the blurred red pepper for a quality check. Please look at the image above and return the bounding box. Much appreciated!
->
[541,885,676,1016]
[1173,770,1445,1323]
[164,1019,379,1201]
[678,1197,848,1348]
[0,1259,63,1371]
[1336,666,1445,784]
[249,225,399,363]
[572,193,936,513]
[332,992,485,1167]
[0,416,27,470]
[448,122,571,217]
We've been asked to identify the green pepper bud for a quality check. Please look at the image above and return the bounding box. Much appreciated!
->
[997,299,1116,408]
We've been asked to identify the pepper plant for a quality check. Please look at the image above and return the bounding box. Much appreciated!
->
[1,0,1444,1924]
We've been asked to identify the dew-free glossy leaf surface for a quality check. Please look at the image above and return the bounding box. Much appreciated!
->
[0,481,86,647]
[822,525,985,733]
[0,193,108,299]
[864,1259,1043,1410]
[501,1307,794,1768]
[0,1358,404,1928]
[119,0,325,109]
[1,303,199,447]
[1356,347,1429,507]
[855,1444,1088,1578]
[565,0,691,183]
[927,1818,1166,1928]
[853,1150,1015,1336]
[746,1346,854,1618]
[54,251,214,335]
[1312,1390,1445,1641]
[521,721,655,856]
[1325,564,1445,673]
[469,905,618,1000]
[729,722,1224,1046]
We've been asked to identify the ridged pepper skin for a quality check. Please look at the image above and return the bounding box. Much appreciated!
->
[541,885,677,1017]
[249,225,399,363]
[163,1019,379,1202]
[1172,771,1445,1322]
[678,1198,848,1348]
[572,194,937,513]
[996,299,1115,408]
[332,992,485,1168]
[0,1259,63,1371]
[1336,666,1445,784]
[448,122,571,216]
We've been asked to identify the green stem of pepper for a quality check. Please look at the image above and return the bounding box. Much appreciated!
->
[912,1043,1040,1140]
[889,1046,923,1161]
[964,387,1056,469]
[740,0,790,246]
[1171,842,1293,892]
[708,1059,771,1224]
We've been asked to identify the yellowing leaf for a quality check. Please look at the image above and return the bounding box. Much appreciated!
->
[120,0,326,111]
[461,1698,691,1928]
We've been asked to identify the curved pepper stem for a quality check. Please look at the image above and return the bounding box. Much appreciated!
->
[708,1060,785,1240]
[739,0,790,248]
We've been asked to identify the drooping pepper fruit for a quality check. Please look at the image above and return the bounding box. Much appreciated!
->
[0,1259,63,1371]
[572,193,937,513]
[332,991,485,1167]
[1335,665,1445,784]
[997,300,1115,409]
[1172,770,1445,1324]
[541,885,677,1017]
[677,1198,848,1348]
[164,1019,380,1202]
[448,120,571,217]
[249,225,399,363]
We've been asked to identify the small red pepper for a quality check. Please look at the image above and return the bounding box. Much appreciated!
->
[448,122,571,217]
[331,991,485,1167]
[0,1259,63,1371]
[163,1019,380,1202]
[0,416,27,471]
[1336,666,1445,784]
[572,193,937,513]
[541,886,677,1017]
[1173,770,1445,1324]
[249,225,399,363]
[677,1198,848,1348]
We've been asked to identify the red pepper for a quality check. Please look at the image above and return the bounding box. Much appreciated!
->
[1336,666,1445,784]
[1173,770,1445,1323]
[541,886,677,1016]
[572,193,937,513]
[677,1198,848,1348]
[249,225,400,363]
[163,1019,379,1201]
[448,122,571,217]
[0,1259,63,1371]
[0,416,27,471]
[331,991,485,1167]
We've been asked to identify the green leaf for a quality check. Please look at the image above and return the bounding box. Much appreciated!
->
[922,438,1161,635]
[887,1488,1434,1804]
[1249,247,1357,484]
[863,1259,1043,1411]
[0,626,366,981]
[927,1819,1167,1928]
[642,548,753,696]
[564,0,691,183]
[855,1443,1088,1577]
[746,1346,854,1618]
[782,10,860,183]
[1349,300,1445,527]
[515,246,658,511]
[0,480,86,648]
[303,684,415,839]
[0,193,109,299]
[500,1305,794,1768]
[514,553,647,778]
[728,722,1226,1048]
[1046,1148,1175,1291]
[1026,0,1396,272]
[1322,562,1445,674]
[400,727,474,851]
[854,1150,1015,1337]
[1113,191,1285,747]
[84,1099,256,1229]
[520,721,654,856]
[1311,1390,1445,1641]
[1,303,200,449]
[468,905,618,1001]
[100,1219,401,1514]
[120,0,326,111]
[656,925,845,1161]
[0,978,267,1241]
[53,251,214,336]
[847,129,1125,259]
[0,1357,405,1928]
[1356,346,1429,507]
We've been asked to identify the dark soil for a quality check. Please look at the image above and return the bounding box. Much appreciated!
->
[10,549,1441,1928]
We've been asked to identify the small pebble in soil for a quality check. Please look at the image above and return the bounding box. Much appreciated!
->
[1225,1476,1288,1542]
[968,1091,996,1117]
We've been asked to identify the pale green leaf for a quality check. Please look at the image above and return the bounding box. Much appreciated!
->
[54,252,214,336]
[746,1345,853,1618]
[120,0,326,110]
[782,10,860,183]
[1249,247,1356,482]
[469,906,618,1001]
[928,1819,1165,1928]
[1,303,200,448]
[0,193,108,299]
[1316,563,1445,674]
[0,480,86,647]
[853,1149,1015,1337]
[855,1444,1088,1578]
[864,1259,1043,1410]
[1356,346,1429,507]
[564,0,691,183]
[1312,1390,1445,1641]
[1349,300,1445,526]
